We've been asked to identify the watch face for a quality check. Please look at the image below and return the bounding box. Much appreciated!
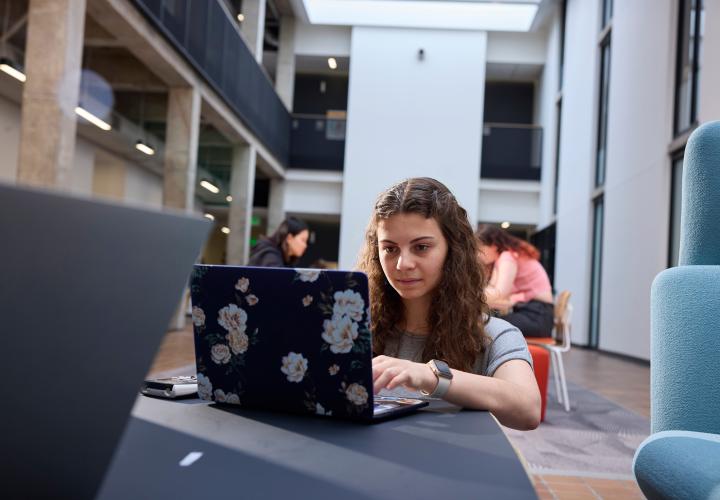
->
[433,360,452,378]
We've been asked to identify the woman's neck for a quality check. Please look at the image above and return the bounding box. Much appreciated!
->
[401,296,432,335]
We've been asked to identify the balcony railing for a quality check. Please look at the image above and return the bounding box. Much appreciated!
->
[481,123,542,181]
[290,114,346,171]
[133,0,290,166]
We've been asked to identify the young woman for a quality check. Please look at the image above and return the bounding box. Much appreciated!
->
[359,178,540,430]
[476,225,554,338]
[248,217,309,267]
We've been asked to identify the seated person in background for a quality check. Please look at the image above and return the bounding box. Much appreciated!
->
[248,217,309,267]
[360,177,540,430]
[476,225,554,338]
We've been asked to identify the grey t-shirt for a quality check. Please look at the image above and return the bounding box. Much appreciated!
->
[383,316,533,377]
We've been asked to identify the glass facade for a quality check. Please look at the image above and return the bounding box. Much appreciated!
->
[589,198,605,348]
[669,155,685,267]
[674,0,704,135]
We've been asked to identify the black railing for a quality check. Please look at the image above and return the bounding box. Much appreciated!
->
[289,114,346,171]
[133,0,290,166]
[481,124,542,181]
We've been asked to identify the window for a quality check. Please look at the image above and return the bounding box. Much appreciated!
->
[589,197,604,348]
[558,0,567,90]
[553,100,562,215]
[601,0,613,29]
[674,0,704,135]
[668,154,685,267]
[595,39,611,187]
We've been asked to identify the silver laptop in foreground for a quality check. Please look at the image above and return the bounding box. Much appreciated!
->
[0,183,211,500]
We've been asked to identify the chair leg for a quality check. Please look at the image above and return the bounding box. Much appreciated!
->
[549,351,562,404]
[556,352,570,412]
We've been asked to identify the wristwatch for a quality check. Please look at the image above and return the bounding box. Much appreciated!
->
[420,359,453,398]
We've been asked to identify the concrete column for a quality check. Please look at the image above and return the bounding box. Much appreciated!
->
[267,178,286,235]
[240,0,266,63]
[275,16,296,110]
[17,0,86,188]
[163,87,200,212]
[226,145,257,265]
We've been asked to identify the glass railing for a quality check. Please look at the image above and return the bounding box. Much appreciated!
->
[481,123,543,181]
[133,0,290,166]
[290,114,346,171]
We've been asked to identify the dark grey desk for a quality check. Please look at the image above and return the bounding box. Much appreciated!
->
[98,396,536,499]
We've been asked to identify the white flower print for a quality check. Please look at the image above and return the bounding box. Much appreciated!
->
[245,294,259,306]
[214,389,240,405]
[302,294,314,307]
[191,306,205,327]
[211,343,232,365]
[218,304,247,333]
[332,290,365,322]
[281,352,308,383]
[321,314,359,354]
[235,277,250,293]
[315,403,332,416]
[345,383,369,406]
[295,269,321,283]
[328,364,339,376]
[226,329,249,355]
[197,373,213,400]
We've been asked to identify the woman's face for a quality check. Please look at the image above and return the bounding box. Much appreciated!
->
[286,229,309,258]
[477,243,499,265]
[377,213,448,303]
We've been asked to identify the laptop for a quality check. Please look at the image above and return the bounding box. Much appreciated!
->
[0,182,211,500]
[190,265,429,421]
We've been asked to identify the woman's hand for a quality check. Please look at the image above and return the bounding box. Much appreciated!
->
[372,355,436,394]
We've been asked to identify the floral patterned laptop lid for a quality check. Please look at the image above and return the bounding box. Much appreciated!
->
[190,265,374,419]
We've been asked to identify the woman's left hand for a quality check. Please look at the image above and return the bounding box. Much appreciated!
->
[372,355,437,394]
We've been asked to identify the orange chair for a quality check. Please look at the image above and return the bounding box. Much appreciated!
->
[527,344,549,422]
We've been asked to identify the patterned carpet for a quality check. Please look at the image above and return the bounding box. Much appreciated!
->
[503,381,650,478]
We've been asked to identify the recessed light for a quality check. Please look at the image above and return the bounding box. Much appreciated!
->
[237,13,245,22]
[75,107,112,131]
[500,221,511,229]
[135,141,155,155]
[200,180,220,194]
[204,213,215,221]
[221,226,230,234]
[327,57,338,70]
[226,195,233,202]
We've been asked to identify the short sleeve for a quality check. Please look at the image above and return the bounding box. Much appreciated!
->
[497,250,518,266]
[484,318,534,377]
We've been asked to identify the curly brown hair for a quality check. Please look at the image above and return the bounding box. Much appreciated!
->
[357,177,490,372]
[475,224,540,260]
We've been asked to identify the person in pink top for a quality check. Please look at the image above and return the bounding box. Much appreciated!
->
[476,225,554,338]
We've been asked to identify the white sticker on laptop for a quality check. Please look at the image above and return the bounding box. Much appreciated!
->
[179,451,203,467]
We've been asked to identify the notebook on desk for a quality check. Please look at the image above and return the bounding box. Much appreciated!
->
[190,265,428,421]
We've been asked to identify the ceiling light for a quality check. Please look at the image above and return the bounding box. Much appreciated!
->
[221,226,230,234]
[75,106,112,131]
[226,195,233,202]
[0,59,26,82]
[204,213,215,221]
[135,140,155,155]
[500,221,511,229]
[237,13,245,22]
[200,180,220,194]
[327,57,337,70]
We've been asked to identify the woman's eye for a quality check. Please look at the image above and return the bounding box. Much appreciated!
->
[382,247,397,254]
[416,244,429,252]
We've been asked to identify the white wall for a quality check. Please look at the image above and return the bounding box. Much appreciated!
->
[536,13,560,228]
[478,180,540,225]
[553,0,600,346]
[124,162,163,208]
[598,0,676,360]
[339,26,486,268]
[283,170,342,215]
[0,94,20,182]
[294,23,352,56]
[486,30,547,65]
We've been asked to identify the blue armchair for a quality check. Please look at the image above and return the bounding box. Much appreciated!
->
[633,121,720,500]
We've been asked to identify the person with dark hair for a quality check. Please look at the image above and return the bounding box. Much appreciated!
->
[476,224,554,338]
[359,177,540,430]
[248,217,309,267]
